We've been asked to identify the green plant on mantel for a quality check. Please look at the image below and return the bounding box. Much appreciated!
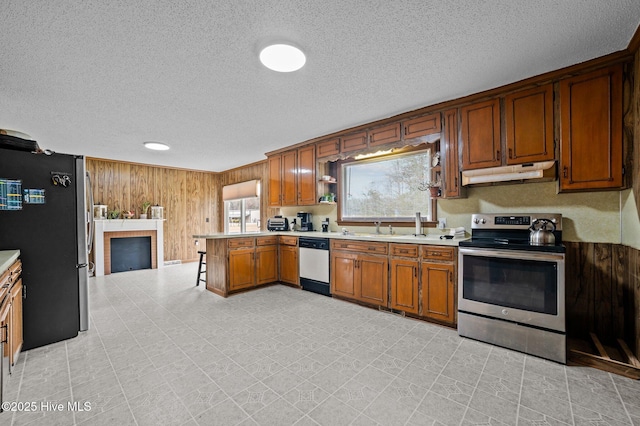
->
[141,201,151,215]
[107,209,120,219]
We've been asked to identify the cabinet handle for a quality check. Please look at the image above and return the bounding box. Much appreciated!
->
[454,176,458,188]
[449,272,453,283]
[431,252,441,256]
[414,267,417,278]
[496,150,501,161]
[563,166,568,178]
[335,141,339,150]
[508,148,513,159]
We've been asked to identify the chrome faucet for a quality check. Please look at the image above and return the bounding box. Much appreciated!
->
[374,221,382,234]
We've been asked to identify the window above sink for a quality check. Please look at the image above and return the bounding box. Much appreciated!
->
[337,144,438,226]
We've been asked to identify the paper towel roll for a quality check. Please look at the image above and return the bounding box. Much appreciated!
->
[415,212,421,235]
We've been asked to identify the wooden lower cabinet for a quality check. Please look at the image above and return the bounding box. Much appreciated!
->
[256,245,278,285]
[331,251,357,298]
[229,248,255,291]
[330,241,388,306]
[0,258,23,367]
[279,244,299,285]
[390,258,419,315]
[10,278,23,364]
[358,255,388,306]
[421,261,455,324]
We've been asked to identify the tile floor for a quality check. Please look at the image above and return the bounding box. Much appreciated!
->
[2,263,640,425]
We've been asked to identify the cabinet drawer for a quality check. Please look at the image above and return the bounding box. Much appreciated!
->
[0,269,10,287]
[403,113,441,139]
[279,236,298,246]
[421,246,455,262]
[228,238,255,249]
[390,243,419,258]
[256,236,278,246]
[9,259,22,280]
[331,240,388,255]
[369,123,401,148]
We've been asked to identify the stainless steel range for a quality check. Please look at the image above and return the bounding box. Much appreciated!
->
[458,213,566,363]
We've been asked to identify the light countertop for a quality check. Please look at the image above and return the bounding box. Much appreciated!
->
[193,231,468,246]
[0,250,20,275]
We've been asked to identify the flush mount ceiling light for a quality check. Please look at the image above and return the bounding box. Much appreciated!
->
[259,44,306,72]
[143,141,170,151]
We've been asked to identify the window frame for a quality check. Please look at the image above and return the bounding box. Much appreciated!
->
[336,145,438,227]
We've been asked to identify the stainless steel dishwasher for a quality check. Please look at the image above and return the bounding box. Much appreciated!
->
[298,237,330,296]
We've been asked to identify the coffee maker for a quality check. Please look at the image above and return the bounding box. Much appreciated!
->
[297,212,313,231]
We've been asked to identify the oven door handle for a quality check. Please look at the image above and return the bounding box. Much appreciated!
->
[459,247,564,262]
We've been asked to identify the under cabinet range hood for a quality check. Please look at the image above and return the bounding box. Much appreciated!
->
[461,161,555,185]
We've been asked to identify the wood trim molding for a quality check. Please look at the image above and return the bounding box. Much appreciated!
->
[628,23,640,54]
[87,156,220,174]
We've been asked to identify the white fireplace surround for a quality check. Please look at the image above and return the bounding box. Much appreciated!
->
[93,219,164,276]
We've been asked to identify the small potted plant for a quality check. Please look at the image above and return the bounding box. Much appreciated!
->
[140,201,151,219]
[418,179,441,197]
[108,209,120,219]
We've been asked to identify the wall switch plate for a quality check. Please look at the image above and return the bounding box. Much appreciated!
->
[438,218,447,229]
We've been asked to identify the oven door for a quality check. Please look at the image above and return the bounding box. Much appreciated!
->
[458,247,565,332]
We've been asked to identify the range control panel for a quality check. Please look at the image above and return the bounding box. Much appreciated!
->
[470,213,562,230]
[494,216,531,226]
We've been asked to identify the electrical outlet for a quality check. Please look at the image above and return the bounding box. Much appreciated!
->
[438,218,447,229]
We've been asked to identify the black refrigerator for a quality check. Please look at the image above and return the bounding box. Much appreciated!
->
[0,148,90,350]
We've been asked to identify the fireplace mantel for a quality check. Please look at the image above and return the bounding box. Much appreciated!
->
[93,219,164,276]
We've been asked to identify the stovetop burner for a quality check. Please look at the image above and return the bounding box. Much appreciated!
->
[460,213,566,253]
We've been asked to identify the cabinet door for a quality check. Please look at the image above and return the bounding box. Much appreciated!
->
[340,131,368,153]
[460,98,501,170]
[256,246,278,285]
[559,65,623,191]
[357,255,388,306]
[369,123,401,148]
[297,145,316,205]
[267,155,282,206]
[403,113,441,139]
[331,251,357,298]
[421,262,455,323]
[10,278,22,365]
[279,245,299,285]
[317,138,340,158]
[281,150,298,205]
[390,259,419,314]
[505,84,554,165]
[229,249,255,290]
[443,108,462,198]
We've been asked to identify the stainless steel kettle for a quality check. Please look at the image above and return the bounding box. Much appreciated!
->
[529,218,556,245]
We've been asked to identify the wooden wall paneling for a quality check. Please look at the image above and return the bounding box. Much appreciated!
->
[613,244,630,344]
[186,171,207,262]
[593,243,613,338]
[161,168,187,261]
[633,50,640,217]
[565,241,595,338]
[129,164,155,215]
[630,245,640,358]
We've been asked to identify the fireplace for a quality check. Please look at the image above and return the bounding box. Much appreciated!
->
[93,219,165,276]
[109,235,153,273]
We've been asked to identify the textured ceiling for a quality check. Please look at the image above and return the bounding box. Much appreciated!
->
[1,1,639,172]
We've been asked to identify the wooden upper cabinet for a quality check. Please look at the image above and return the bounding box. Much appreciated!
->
[267,155,282,207]
[281,150,298,205]
[297,145,316,205]
[559,65,623,191]
[317,137,340,158]
[340,131,368,153]
[369,123,401,148]
[505,84,554,165]
[460,98,501,170]
[403,113,441,139]
[443,108,462,198]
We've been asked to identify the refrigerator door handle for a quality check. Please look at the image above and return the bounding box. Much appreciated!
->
[77,263,88,269]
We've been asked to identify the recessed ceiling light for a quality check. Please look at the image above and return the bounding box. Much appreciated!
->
[259,44,306,72]
[143,141,170,151]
